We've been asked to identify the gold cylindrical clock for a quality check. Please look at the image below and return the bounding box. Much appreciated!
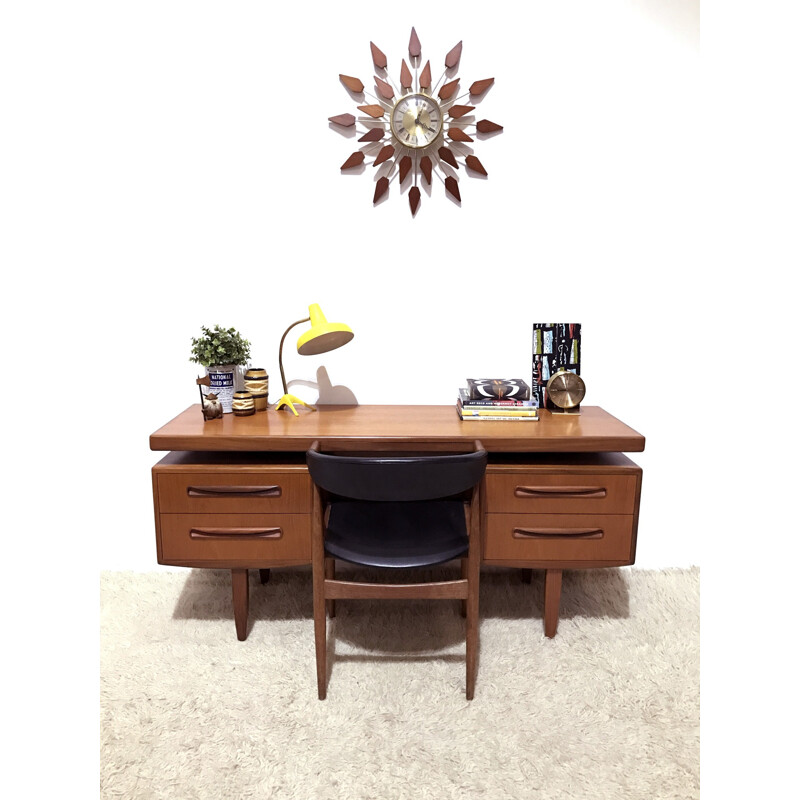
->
[546,368,586,415]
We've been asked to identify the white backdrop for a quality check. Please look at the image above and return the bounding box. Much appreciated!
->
[4,1,704,571]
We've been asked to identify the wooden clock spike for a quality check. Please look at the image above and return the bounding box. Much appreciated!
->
[476,119,503,133]
[373,176,390,203]
[448,128,473,142]
[400,60,413,90]
[469,78,495,96]
[409,186,421,215]
[370,42,387,70]
[373,144,395,167]
[448,105,475,119]
[465,155,488,175]
[420,155,432,185]
[409,27,421,58]
[445,41,463,69]
[445,176,461,202]
[328,113,356,127]
[438,79,459,101]
[438,147,459,169]
[398,155,412,183]
[340,74,365,93]
[357,104,385,118]
[375,76,394,100]
[358,127,385,142]
[340,151,365,170]
[419,60,432,89]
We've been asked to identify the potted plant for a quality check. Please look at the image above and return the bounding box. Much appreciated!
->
[190,325,252,414]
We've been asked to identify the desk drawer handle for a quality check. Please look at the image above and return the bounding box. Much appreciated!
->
[189,527,283,540]
[514,485,607,499]
[513,527,604,540]
[187,485,282,498]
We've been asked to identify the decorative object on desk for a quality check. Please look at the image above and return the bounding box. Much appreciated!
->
[532,323,581,410]
[466,378,531,401]
[457,387,538,421]
[243,367,269,412]
[196,376,224,421]
[190,325,252,414]
[546,367,586,415]
[276,304,354,416]
[329,28,503,216]
[232,391,255,417]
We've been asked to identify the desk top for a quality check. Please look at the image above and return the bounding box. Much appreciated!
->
[150,405,645,453]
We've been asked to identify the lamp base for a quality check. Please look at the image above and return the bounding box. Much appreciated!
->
[274,393,317,416]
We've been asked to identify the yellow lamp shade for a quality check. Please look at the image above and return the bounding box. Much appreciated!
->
[296,303,354,356]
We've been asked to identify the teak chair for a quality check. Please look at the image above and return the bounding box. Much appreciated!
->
[307,441,487,700]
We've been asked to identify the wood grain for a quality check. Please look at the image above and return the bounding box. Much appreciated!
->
[445,175,461,202]
[373,175,390,203]
[445,41,463,68]
[409,185,421,215]
[375,76,394,100]
[373,144,395,166]
[339,74,364,93]
[448,127,473,142]
[449,105,475,119]
[477,119,503,133]
[470,78,495,96]
[420,155,432,184]
[358,127,385,142]
[419,60,432,89]
[438,79,459,100]
[438,146,459,168]
[398,154,412,183]
[340,151,365,170]
[357,104,385,118]
[328,113,355,127]
[370,41,387,69]
[465,155,487,175]
[400,59,412,89]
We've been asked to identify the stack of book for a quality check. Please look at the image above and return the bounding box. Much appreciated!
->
[457,379,539,421]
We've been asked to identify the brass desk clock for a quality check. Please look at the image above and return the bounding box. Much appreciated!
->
[546,368,586,415]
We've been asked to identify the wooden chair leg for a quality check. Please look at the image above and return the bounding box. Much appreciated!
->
[325,558,336,618]
[465,549,481,700]
[543,569,563,638]
[259,569,271,584]
[231,569,249,641]
[460,558,468,617]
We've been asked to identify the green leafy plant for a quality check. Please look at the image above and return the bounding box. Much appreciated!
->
[190,325,251,367]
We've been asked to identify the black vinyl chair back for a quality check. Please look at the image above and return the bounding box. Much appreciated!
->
[306,449,488,502]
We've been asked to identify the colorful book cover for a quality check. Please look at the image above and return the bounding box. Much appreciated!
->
[532,323,581,409]
[466,378,531,401]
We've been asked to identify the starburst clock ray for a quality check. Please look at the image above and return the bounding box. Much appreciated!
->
[328,28,503,216]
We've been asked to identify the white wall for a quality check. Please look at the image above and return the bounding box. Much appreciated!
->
[5,1,703,571]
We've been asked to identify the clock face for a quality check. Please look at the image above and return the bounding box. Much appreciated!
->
[390,93,443,149]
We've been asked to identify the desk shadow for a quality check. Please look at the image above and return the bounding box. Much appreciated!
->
[170,564,630,642]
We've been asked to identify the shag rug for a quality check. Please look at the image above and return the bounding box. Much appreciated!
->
[100,566,699,799]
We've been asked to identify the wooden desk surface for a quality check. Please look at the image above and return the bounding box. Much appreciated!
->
[150,405,645,453]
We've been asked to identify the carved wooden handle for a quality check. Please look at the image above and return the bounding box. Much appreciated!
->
[514,485,607,499]
[189,527,283,540]
[512,527,604,540]
[187,485,282,498]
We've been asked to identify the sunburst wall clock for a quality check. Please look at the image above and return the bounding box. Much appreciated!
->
[328,27,503,216]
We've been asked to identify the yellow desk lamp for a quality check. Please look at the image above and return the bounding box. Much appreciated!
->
[275,304,354,415]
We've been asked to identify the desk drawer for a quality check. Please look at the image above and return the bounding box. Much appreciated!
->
[484,513,635,563]
[157,472,310,514]
[486,472,637,515]
[159,513,311,564]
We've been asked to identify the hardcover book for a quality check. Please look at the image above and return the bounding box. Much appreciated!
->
[466,378,531,401]
[532,323,581,409]
[458,388,530,407]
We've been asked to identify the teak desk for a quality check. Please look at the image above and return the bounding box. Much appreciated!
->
[150,405,644,640]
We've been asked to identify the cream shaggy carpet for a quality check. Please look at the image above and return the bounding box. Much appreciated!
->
[100,566,699,799]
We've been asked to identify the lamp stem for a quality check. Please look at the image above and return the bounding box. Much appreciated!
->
[278,317,310,394]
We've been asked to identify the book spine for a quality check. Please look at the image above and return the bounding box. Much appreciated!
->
[459,414,539,421]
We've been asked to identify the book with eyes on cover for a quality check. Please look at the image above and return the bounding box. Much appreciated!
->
[465,378,531,401]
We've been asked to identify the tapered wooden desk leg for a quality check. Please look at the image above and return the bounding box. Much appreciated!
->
[259,569,271,584]
[231,569,249,641]
[543,569,562,638]
[325,559,336,618]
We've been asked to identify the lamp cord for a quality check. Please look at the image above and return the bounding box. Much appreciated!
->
[278,317,310,394]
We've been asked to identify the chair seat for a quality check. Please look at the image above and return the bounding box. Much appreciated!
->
[324,500,469,568]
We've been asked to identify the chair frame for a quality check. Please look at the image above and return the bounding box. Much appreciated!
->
[309,440,485,700]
